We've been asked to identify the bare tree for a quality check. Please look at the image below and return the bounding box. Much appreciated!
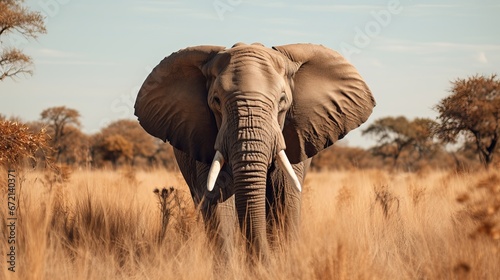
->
[435,74,500,168]
[0,0,46,81]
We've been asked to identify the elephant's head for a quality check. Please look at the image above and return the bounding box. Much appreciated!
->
[134,43,375,256]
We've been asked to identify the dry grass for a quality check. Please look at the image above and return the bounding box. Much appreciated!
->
[0,168,499,279]
[0,120,52,168]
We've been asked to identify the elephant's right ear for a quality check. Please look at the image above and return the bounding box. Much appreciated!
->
[273,44,375,163]
[134,45,225,164]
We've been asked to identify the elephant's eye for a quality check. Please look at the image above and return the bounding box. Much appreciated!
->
[213,96,221,109]
[278,93,287,111]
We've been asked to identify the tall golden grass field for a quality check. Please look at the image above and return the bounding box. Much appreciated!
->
[0,168,499,279]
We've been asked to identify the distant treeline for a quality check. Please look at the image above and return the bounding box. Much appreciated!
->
[2,74,499,171]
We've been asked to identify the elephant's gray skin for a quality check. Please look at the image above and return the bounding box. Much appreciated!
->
[134,42,375,260]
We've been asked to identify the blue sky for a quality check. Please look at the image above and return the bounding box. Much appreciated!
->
[1,0,499,148]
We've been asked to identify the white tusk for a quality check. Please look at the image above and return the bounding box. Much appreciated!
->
[207,151,225,191]
[276,150,302,192]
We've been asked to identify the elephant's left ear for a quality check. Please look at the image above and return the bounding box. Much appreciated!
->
[134,46,226,164]
[273,44,376,164]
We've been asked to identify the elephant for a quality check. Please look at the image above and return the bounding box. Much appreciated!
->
[134,42,375,260]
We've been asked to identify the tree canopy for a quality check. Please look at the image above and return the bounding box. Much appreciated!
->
[0,0,46,81]
[40,106,81,162]
[98,134,134,167]
[3,74,499,171]
[362,116,438,169]
[435,74,500,167]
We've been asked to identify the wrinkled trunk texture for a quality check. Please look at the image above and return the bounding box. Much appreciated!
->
[232,153,269,259]
[226,103,276,260]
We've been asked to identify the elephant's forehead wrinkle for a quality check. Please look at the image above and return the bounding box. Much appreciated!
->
[226,47,287,74]
[231,57,285,78]
[211,49,287,98]
[216,67,285,101]
[228,97,274,111]
[227,47,270,60]
[227,105,274,128]
[232,160,268,172]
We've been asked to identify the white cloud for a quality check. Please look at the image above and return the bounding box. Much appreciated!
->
[410,4,461,9]
[293,4,381,12]
[477,52,488,64]
[368,58,384,68]
[37,48,76,58]
[133,1,217,20]
[238,1,380,12]
[402,4,479,17]
[245,1,288,9]
[37,60,116,66]
[375,38,500,54]
[33,48,115,66]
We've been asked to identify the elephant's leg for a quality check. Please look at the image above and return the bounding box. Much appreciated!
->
[213,196,237,260]
[266,159,310,247]
[197,198,237,260]
[173,148,237,259]
[285,159,310,239]
[266,163,289,247]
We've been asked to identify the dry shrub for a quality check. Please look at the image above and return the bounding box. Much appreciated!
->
[154,186,197,243]
[457,172,500,240]
[0,120,52,169]
[120,165,137,184]
[372,185,400,218]
[408,183,427,205]
[0,169,207,280]
[300,169,500,280]
[62,191,155,269]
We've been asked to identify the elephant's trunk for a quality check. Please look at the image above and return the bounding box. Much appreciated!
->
[230,140,270,259]
[207,98,301,259]
[226,102,279,259]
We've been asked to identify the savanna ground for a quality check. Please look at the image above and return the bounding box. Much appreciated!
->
[0,167,499,280]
